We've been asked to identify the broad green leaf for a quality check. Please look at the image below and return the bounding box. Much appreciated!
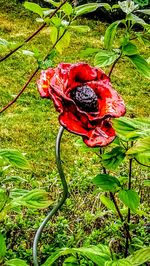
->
[68,25,90,33]
[42,245,111,266]
[0,149,29,169]
[100,194,116,212]
[50,17,61,27]
[104,21,120,49]
[12,189,52,209]
[5,259,28,266]
[61,3,73,16]
[101,147,126,170]
[127,247,150,265]
[80,48,100,57]
[50,26,58,44]
[94,49,120,67]
[63,256,78,265]
[74,3,110,17]
[0,189,8,210]
[136,9,150,15]
[105,259,132,266]
[118,1,138,14]
[43,9,55,17]
[118,189,140,212]
[2,175,27,183]
[127,54,150,78]
[0,233,6,259]
[126,137,150,166]
[143,179,150,187]
[112,117,150,141]
[24,2,43,17]
[93,174,121,192]
[122,42,138,55]
[128,13,147,25]
[55,29,70,53]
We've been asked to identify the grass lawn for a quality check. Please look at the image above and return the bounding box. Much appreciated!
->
[0,1,150,265]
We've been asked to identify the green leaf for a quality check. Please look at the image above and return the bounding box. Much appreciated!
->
[55,29,70,54]
[134,0,149,6]
[42,245,111,266]
[0,233,6,259]
[127,247,150,265]
[143,179,150,187]
[0,189,8,210]
[12,189,52,209]
[128,13,147,25]
[50,26,58,44]
[94,49,120,67]
[61,3,73,16]
[24,2,43,17]
[101,147,126,170]
[68,25,90,33]
[5,259,29,266]
[93,174,121,192]
[80,47,100,57]
[112,117,150,141]
[136,9,150,15]
[100,195,116,212]
[118,189,140,212]
[105,259,132,266]
[22,50,35,56]
[118,1,138,14]
[63,256,78,265]
[127,54,150,78]
[126,137,150,166]
[0,149,30,169]
[104,21,120,49]
[122,42,138,55]
[74,3,109,17]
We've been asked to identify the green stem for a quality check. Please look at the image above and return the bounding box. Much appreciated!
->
[33,126,68,266]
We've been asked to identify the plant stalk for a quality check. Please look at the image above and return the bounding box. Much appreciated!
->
[33,126,68,266]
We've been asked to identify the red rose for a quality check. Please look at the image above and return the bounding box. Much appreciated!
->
[37,63,125,147]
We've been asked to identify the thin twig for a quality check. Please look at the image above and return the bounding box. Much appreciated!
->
[108,55,121,78]
[0,0,68,63]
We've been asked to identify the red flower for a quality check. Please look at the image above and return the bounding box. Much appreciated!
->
[37,63,125,147]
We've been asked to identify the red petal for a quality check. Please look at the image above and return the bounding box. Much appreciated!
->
[83,120,116,147]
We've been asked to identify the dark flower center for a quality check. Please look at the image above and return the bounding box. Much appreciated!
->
[70,85,98,112]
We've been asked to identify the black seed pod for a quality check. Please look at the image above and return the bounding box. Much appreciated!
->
[70,85,98,112]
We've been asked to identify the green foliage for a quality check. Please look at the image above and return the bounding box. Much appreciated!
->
[112,117,150,141]
[93,174,121,192]
[101,147,126,170]
[127,54,150,79]
[118,189,140,212]
[100,194,116,212]
[74,3,104,17]
[24,1,48,17]
[5,258,29,266]
[104,21,120,49]
[94,49,120,67]
[0,149,30,169]
[0,233,6,262]
[126,136,150,166]
[42,245,111,266]
[127,247,150,265]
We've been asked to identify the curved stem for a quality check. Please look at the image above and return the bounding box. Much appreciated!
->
[33,126,68,266]
[108,55,121,78]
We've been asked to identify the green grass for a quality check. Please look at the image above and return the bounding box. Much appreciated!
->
[0,1,150,265]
